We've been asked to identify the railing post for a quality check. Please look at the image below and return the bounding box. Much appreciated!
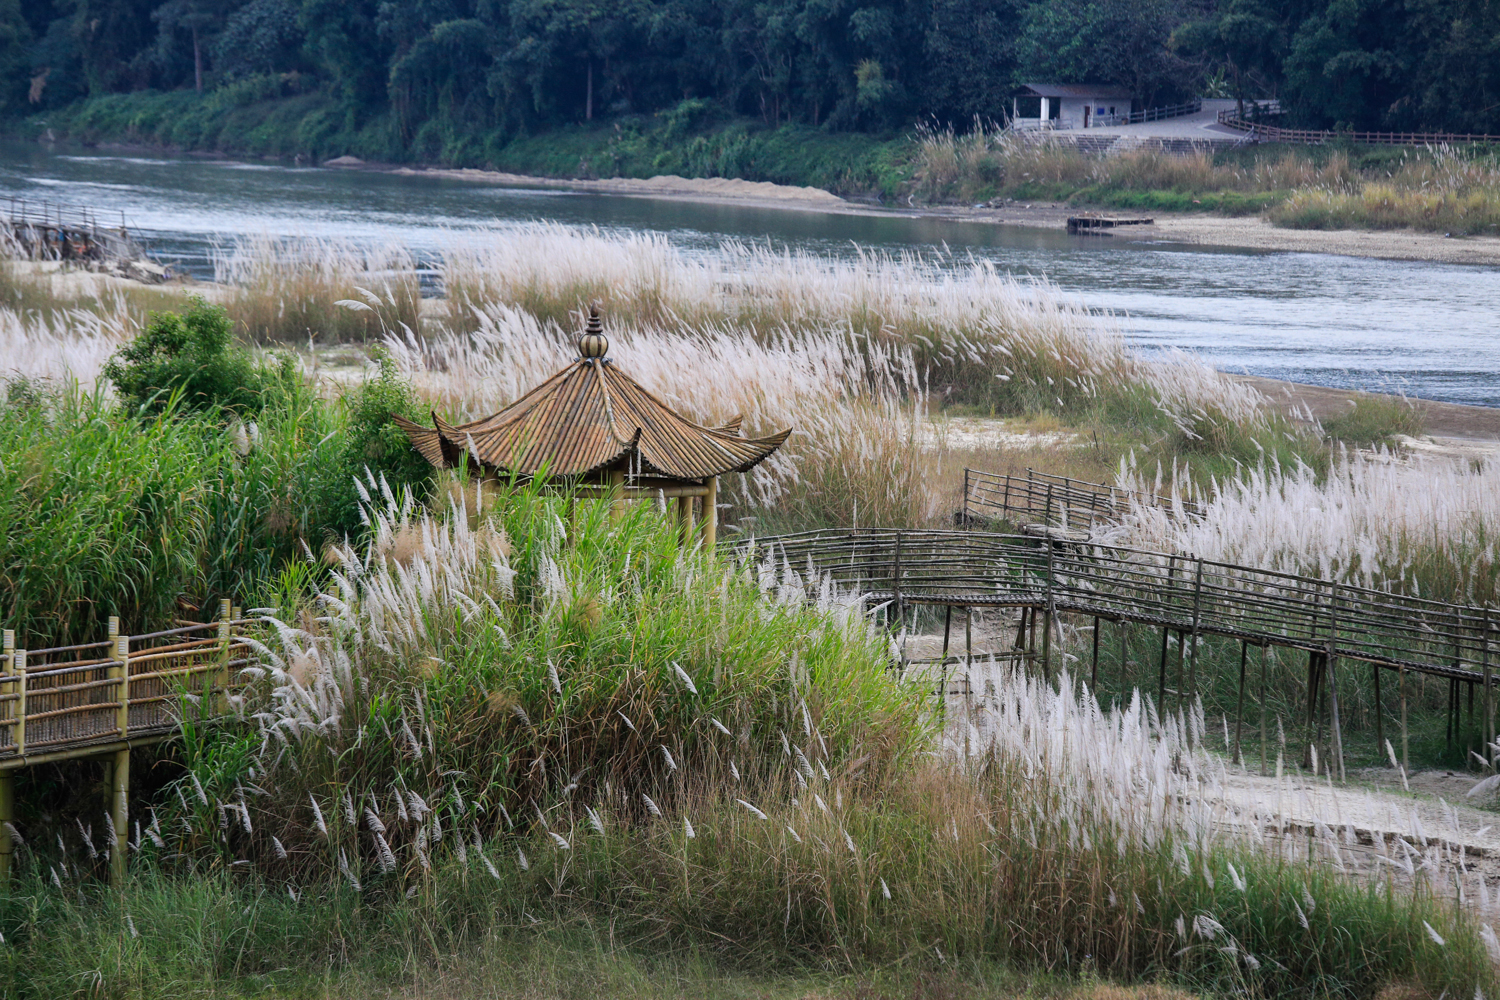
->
[0,629,11,885]
[2,630,12,751]
[891,535,903,638]
[110,617,128,738]
[218,600,234,717]
[12,649,23,757]
[1188,557,1204,701]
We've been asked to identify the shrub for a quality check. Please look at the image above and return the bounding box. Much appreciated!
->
[103,297,294,415]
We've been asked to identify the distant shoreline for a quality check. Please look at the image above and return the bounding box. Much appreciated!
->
[379,161,1500,268]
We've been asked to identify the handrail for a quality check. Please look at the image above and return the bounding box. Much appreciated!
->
[1,601,253,764]
[1216,110,1500,146]
[736,528,1496,686]
[963,467,1201,533]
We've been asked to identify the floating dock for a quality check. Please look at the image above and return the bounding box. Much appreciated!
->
[1066,215,1154,235]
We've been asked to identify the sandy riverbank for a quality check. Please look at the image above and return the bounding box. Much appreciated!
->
[366,161,1500,267]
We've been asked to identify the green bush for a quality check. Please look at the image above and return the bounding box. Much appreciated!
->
[312,348,434,542]
[103,298,294,415]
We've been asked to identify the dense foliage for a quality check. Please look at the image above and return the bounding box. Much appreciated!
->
[0,306,432,645]
[5,0,1500,160]
[103,297,294,414]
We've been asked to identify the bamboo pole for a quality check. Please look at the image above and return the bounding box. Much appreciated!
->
[1042,542,1055,678]
[112,620,129,738]
[1090,616,1100,689]
[1157,627,1169,710]
[1188,557,1203,700]
[1485,610,1494,772]
[0,770,11,883]
[1233,641,1248,765]
[110,747,129,888]
[703,476,717,548]
[1328,584,1345,782]
[1260,644,1270,776]
[1372,663,1383,756]
[13,648,23,757]
[2,630,12,753]
[1401,664,1409,772]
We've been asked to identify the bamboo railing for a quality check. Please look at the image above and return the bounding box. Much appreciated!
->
[0,600,253,767]
[963,467,1202,534]
[738,528,1497,775]
[1215,110,1500,146]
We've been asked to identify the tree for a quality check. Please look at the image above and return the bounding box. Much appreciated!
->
[1172,0,1285,116]
[1016,0,1197,105]
[150,0,233,92]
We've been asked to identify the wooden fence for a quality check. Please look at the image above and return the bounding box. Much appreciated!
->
[1215,110,1500,146]
[0,600,253,884]
[738,528,1497,780]
[963,467,1202,534]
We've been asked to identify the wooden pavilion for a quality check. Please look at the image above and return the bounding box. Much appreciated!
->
[393,308,791,545]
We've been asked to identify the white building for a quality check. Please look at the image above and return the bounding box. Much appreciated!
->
[1011,84,1135,129]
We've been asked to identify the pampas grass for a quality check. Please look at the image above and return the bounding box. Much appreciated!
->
[1115,449,1500,605]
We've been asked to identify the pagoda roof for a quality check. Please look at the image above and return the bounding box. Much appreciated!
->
[394,312,791,482]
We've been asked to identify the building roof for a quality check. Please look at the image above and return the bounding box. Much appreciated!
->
[394,309,791,482]
[1018,83,1134,100]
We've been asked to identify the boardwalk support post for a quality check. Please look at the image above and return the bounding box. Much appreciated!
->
[0,629,10,883]
[1188,557,1204,700]
[1327,584,1345,782]
[0,770,11,884]
[110,748,129,889]
[1260,644,1270,776]
[1090,616,1100,689]
[1484,610,1494,772]
[1233,641,1248,766]
[1157,627,1169,710]
[1400,664,1409,772]
[1042,542,1055,678]
[1373,664,1384,757]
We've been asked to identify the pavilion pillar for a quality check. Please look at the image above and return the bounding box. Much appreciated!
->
[609,469,625,520]
[676,495,695,541]
[703,476,718,548]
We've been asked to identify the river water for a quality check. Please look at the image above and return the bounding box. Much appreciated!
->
[3,141,1497,407]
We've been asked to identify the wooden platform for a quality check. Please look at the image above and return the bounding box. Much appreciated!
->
[1066,215,1154,234]
[0,601,252,885]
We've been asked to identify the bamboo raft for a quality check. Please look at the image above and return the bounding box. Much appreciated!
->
[0,600,253,884]
[737,528,1497,781]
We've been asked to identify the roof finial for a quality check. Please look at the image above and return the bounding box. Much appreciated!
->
[578,304,608,360]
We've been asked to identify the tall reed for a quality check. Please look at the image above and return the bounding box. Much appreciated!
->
[216,236,423,344]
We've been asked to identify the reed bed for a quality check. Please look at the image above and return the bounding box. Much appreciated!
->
[1115,450,1500,606]
[2,490,1488,996]
[912,125,1355,209]
[1269,147,1500,234]
[0,302,135,386]
[432,224,1267,430]
[215,236,423,344]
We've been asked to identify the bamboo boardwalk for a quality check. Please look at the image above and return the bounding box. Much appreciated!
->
[737,526,1497,782]
[0,600,253,884]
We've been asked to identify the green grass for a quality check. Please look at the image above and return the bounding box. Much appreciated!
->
[1321,396,1429,447]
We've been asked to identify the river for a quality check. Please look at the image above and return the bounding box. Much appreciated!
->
[3,141,1497,407]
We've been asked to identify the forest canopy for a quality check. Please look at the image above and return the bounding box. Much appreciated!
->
[4,0,1499,142]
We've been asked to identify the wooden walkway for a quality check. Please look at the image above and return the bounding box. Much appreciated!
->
[0,601,252,884]
[737,528,1498,781]
[963,467,1201,535]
